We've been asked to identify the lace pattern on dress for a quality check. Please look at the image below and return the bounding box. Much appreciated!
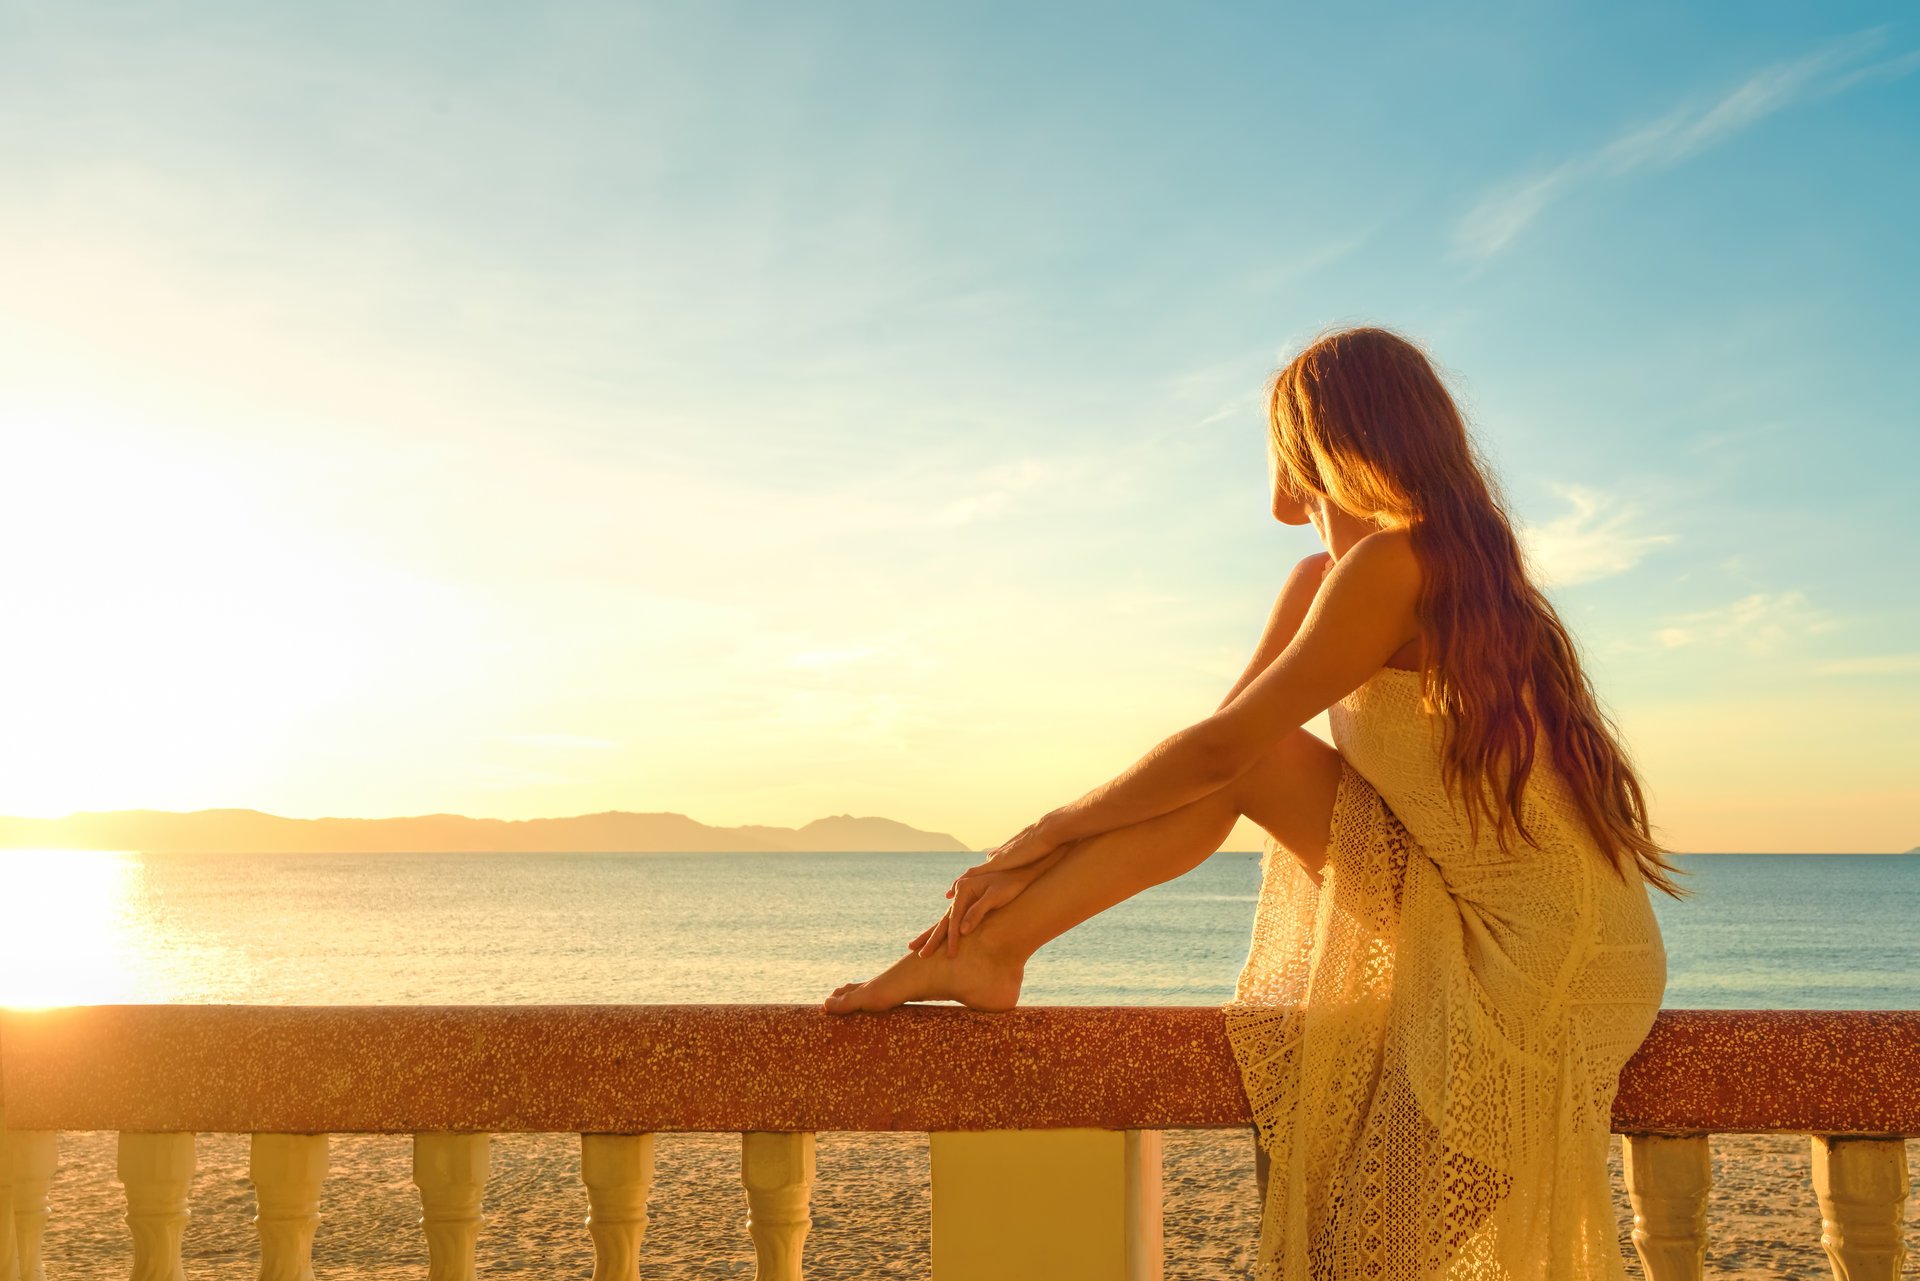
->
[1222,668,1666,1281]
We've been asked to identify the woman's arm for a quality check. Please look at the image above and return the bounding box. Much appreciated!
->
[1038,532,1420,847]
[1214,552,1330,712]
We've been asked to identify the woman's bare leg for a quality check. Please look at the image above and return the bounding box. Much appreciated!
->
[820,726,1343,1014]
[821,787,1239,1013]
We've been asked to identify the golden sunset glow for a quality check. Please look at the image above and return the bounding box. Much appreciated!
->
[1,11,1915,857]
[0,851,150,1007]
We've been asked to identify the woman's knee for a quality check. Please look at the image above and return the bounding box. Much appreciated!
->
[1234,726,1341,798]
[1228,727,1342,867]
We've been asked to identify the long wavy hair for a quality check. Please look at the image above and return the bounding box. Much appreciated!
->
[1268,326,1689,900]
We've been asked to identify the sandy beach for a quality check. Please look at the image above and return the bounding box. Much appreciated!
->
[34,1129,1917,1277]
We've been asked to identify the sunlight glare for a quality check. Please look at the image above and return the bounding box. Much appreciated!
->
[0,850,153,1007]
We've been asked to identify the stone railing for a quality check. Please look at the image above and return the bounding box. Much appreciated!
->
[0,1006,1914,1280]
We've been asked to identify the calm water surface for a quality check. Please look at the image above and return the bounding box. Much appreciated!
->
[7,849,1917,1280]
[3,850,1914,1008]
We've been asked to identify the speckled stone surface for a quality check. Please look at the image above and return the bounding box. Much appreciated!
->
[1,1006,1915,1135]
[1611,1008,1920,1136]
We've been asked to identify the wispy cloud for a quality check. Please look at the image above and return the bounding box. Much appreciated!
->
[1686,421,1791,455]
[1814,653,1920,677]
[1455,28,1916,260]
[924,456,1122,527]
[1825,44,1920,94]
[1654,591,1838,654]
[1518,484,1673,587]
[926,459,1055,526]
[507,733,620,751]
[1239,224,1380,296]
[1458,173,1570,264]
[785,646,880,671]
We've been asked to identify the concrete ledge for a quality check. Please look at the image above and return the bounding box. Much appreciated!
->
[2,1006,1915,1135]
[1610,1008,1920,1136]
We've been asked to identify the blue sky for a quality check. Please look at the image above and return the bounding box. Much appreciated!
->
[2,2,1915,851]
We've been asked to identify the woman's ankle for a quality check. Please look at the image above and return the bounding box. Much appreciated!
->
[964,912,1039,969]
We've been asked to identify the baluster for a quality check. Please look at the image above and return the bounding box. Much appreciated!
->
[742,1131,815,1281]
[118,1132,195,1281]
[251,1134,328,1281]
[1811,1135,1910,1281]
[1622,1133,1711,1281]
[0,1109,16,1281]
[3,1130,57,1281]
[413,1133,489,1281]
[580,1134,654,1281]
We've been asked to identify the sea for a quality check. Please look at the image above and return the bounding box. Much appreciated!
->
[3,850,1915,1280]
[3,848,1915,1008]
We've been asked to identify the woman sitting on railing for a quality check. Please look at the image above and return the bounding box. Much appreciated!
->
[822,325,1689,1281]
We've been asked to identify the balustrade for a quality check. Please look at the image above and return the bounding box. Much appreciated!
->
[0,1006,1912,1281]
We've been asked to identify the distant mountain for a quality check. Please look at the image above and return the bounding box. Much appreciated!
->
[0,808,970,854]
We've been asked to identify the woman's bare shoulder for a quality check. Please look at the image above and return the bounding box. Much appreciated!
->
[1337,528,1421,584]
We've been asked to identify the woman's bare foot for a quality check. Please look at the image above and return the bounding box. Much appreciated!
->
[821,931,1026,1014]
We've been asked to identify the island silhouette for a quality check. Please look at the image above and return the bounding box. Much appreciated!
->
[0,809,969,854]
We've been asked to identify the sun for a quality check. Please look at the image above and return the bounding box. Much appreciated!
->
[0,849,152,1008]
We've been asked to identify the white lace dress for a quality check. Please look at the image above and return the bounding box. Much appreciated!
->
[1223,665,1668,1280]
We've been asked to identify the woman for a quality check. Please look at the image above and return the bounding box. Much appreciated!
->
[822,325,1685,1280]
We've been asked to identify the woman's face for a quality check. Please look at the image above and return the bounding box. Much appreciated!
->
[1268,440,1317,528]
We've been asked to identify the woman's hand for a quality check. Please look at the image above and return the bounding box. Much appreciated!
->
[907,866,1034,957]
[908,838,1076,957]
[971,811,1073,876]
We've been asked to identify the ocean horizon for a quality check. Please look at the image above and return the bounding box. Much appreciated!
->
[5,849,1915,1011]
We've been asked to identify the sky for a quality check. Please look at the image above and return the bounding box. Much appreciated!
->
[2,2,1916,853]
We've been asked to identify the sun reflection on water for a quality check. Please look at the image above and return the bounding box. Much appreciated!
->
[0,849,156,1007]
